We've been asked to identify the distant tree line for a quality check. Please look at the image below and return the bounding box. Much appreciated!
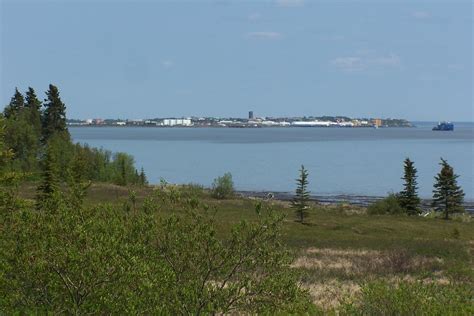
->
[1,85,147,190]
[292,158,465,222]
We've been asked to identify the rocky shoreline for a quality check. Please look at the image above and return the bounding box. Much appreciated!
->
[237,191,474,214]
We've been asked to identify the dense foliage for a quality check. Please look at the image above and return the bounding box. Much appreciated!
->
[0,118,25,211]
[1,85,146,186]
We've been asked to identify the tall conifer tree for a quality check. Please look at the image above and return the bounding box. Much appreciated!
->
[3,88,25,119]
[25,87,42,111]
[399,158,421,215]
[3,88,40,171]
[25,87,43,134]
[292,165,310,223]
[42,84,69,142]
[139,167,147,185]
[432,158,465,220]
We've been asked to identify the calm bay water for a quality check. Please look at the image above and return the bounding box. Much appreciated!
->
[70,122,474,200]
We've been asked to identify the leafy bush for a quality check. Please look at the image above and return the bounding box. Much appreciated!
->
[367,194,404,215]
[211,172,234,199]
[108,152,140,185]
[154,208,315,314]
[340,280,474,315]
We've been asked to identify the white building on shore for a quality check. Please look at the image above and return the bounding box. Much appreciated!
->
[292,121,334,127]
[161,118,192,126]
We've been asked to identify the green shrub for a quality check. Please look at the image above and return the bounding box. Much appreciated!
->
[211,172,234,199]
[179,183,207,199]
[367,194,404,215]
[341,280,474,315]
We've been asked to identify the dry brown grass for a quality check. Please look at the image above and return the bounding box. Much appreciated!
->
[303,279,360,309]
[294,247,448,308]
[294,247,443,276]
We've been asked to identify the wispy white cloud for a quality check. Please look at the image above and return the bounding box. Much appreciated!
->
[355,49,376,56]
[412,11,431,19]
[331,57,364,72]
[331,53,401,72]
[161,60,174,69]
[372,54,400,67]
[276,0,304,8]
[248,12,261,21]
[246,31,282,40]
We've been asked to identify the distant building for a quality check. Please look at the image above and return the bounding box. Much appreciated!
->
[372,118,382,127]
[162,118,192,126]
[292,121,333,127]
[249,111,254,120]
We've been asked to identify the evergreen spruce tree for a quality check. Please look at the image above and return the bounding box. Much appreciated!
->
[3,88,25,119]
[3,88,41,171]
[36,145,60,210]
[432,158,465,220]
[25,87,43,134]
[292,165,310,223]
[139,167,147,185]
[42,84,69,142]
[399,158,421,215]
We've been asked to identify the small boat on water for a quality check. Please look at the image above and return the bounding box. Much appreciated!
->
[432,122,454,131]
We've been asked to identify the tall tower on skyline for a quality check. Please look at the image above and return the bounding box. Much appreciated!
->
[249,111,254,120]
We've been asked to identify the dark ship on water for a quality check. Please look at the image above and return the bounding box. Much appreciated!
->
[432,122,454,131]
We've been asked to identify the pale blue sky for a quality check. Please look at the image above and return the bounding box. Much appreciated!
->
[1,0,472,121]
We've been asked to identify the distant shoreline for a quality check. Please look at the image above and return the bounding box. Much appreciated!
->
[67,117,413,128]
[67,125,412,129]
[236,190,474,213]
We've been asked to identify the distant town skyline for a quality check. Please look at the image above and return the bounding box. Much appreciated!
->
[1,0,472,121]
[67,115,411,129]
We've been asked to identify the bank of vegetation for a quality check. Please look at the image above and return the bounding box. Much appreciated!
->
[2,85,146,187]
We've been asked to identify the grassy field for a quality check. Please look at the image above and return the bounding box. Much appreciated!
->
[18,182,474,312]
